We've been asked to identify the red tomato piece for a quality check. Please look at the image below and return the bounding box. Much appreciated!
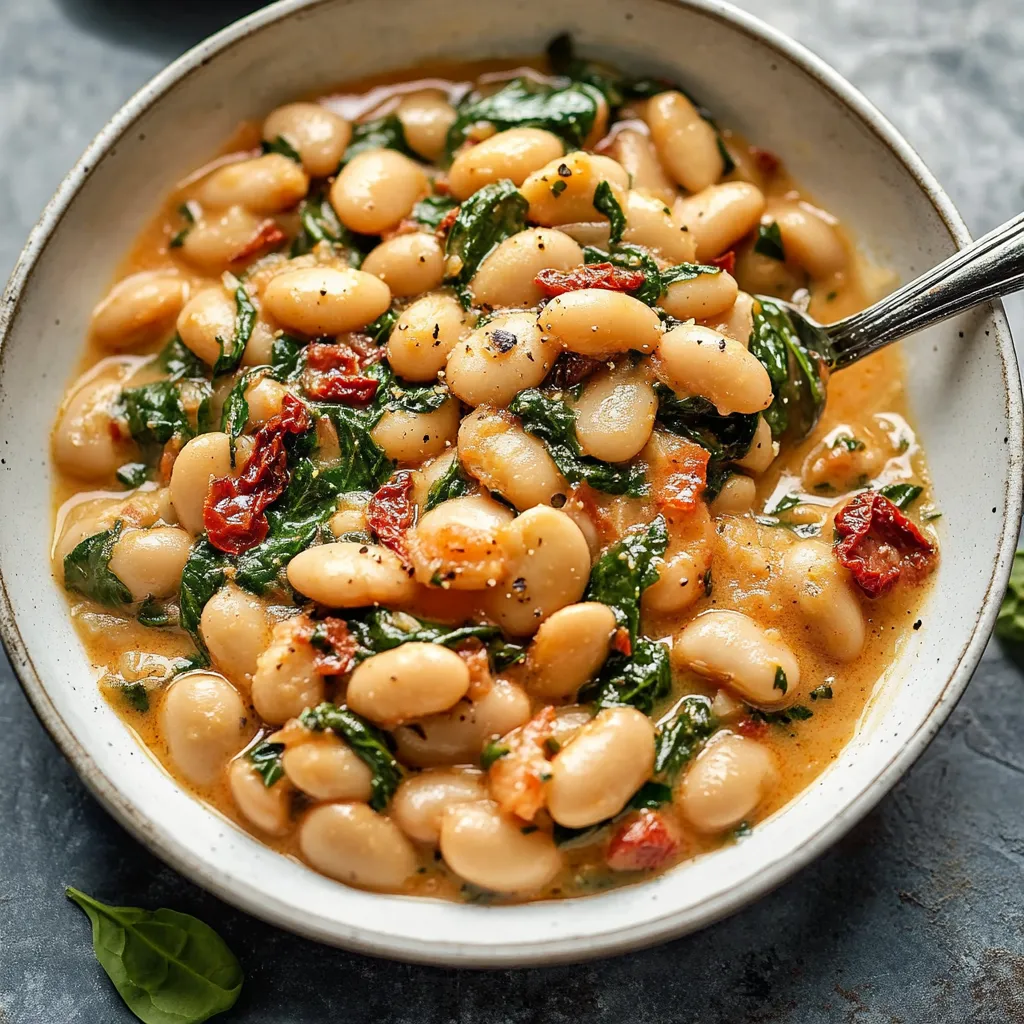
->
[750,146,781,176]
[657,440,710,514]
[709,250,736,274]
[230,219,286,264]
[736,716,768,740]
[303,341,379,404]
[606,809,680,872]
[305,616,358,676]
[203,394,311,554]
[535,262,647,297]
[435,205,460,238]
[833,491,936,597]
[611,627,632,657]
[547,351,601,390]
[367,471,416,561]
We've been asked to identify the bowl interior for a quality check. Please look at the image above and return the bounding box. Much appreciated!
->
[0,0,1019,965]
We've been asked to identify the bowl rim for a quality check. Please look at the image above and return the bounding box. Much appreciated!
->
[1,0,1021,967]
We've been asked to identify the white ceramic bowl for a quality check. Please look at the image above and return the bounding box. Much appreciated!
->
[1,0,1020,967]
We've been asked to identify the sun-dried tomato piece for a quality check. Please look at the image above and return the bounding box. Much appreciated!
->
[657,440,710,514]
[229,219,286,264]
[833,491,936,598]
[709,250,736,274]
[306,616,358,675]
[488,707,557,822]
[203,394,311,554]
[611,627,632,657]
[546,351,601,391]
[367,471,415,561]
[535,262,647,297]
[736,716,768,740]
[435,204,460,238]
[750,146,780,176]
[606,809,681,872]
[302,341,380,404]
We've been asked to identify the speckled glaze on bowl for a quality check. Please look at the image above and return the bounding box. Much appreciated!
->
[0,0,1020,967]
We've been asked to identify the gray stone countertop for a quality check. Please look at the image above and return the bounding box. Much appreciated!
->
[2,0,1023,1020]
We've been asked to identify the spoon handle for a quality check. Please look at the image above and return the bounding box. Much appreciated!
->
[827,211,1024,369]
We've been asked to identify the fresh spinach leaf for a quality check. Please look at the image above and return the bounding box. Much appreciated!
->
[116,462,149,489]
[342,114,417,164]
[66,886,243,1024]
[298,703,402,810]
[584,514,668,640]
[580,637,671,715]
[412,193,459,231]
[425,458,474,511]
[653,384,758,462]
[754,221,785,261]
[248,741,286,787]
[654,695,716,781]
[445,77,601,158]
[508,388,648,497]
[593,180,625,245]
[879,483,923,509]
[119,381,193,449]
[63,522,133,607]
[178,539,230,658]
[212,285,256,377]
[159,335,207,382]
[443,179,529,307]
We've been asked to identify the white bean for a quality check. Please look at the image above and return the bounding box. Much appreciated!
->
[329,148,427,234]
[673,610,800,707]
[387,293,472,382]
[673,182,766,261]
[526,602,616,699]
[262,102,351,178]
[735,415,776,474]
[771,200,848,278]
[445,311,556,407]
[647,91,724,193]
[370,396,460,463]
[547,707,656,827]
[457,407,567,511]
[396,89,457,162]
[679,731,777,833]
[539,289,662,359]
[448,127,564,200]
[90,272,187,351]
[170,431,236,535]
[282,733,373,802]
[622,188,697,263]
[439,801,562,893]
[391,768,487,844]
[198,153,309,214]
[470,228,583,309]
[660,267,738,320]
[361,233,444,297]
[251,618,325,726]
[709,473,756,516]
[641,549,709,616]
[484,506,591,636]
[241,319,277,366]
[299,802,418,890]
[519,152,629,226]
[704,290,755,348]
[261,266,391,336]
[610,128,676,203]
[53,374,133,481]
[179,205,276,273]
[573,364,657,463]
[655,322,772,415]
[244,376,289,427]
[287,542,416,608]
[107,526,191,602]
[228,758,293,835]
[176,286,236,366]
[160,672,250,786]
[200,585,270,689]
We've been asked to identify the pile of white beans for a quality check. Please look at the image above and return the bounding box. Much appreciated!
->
[51,63,902,901]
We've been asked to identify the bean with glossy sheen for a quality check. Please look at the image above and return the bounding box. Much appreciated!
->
[251,618,325,726]
[261,266,390,336]
[646,91,724,193]
[780,540,866,661]
[170,431,236,535]
[457,407,567,512]
[610,129,676,203]
[655,322,772,416]
[176,286,236,366]
[90,272,187,351]
[704,290,756,349]
[660,267,739,320]
[107,526,191,602]
[484,506,591,636]
[346,642,470,725]
[448,127,564,200]
[735,415,776,473]
[262,102,352,177]
[241,319,277,366]
[160,672,250,787]
[244,376,289,427]
[180,205,272,273]
[387,293,472,382]
[679,732,778,833]
[440,801,562,893]
[200,584,270,689]
[539,289,662,359]
[771,200,848,278]
[622,188,697,263]
[361,232,444,297]
[396,89,457,162]
[641,548,710,616]
[407,492,513,589]
[391,768,488,844]
[229,758,293,835]
[673,182,766,261]
[673,610,800,707]
[519,152,629,226]
[526,602,616,700]
[573,365,658,463]
[371,396,460,463]
[445,312,556,407]
[282,733,373,802]
[329,148,427,234]
[470,228,583,309]
[198,153,309,214]
[299,803,418,891]
[287,542,416,608]
[53,374,134,481]
[710,473,757,516]
[547,707,656,827]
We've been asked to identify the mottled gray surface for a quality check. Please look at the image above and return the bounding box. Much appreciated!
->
[2,0,1024,1020]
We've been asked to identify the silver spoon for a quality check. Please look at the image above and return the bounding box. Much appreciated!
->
[762,210,1024,372]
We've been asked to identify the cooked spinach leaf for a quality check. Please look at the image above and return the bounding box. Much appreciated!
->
[580,637,671,715]
[546,33,673,108]
[748,704,814,726]
[879,483,923,509]
[159,335,207,382]
[444,179,529,307]
[137,597,170,628]
[754,221,785,261]
[654,695,716,781]
[593,180,625,245]
[298,703,402,810]
[178,539,230,658]
[212,285,257,377]
[270,335,304,379]
[653,384,758,463]
[659,261,725,289]
[445,77,601,158]
[364,307,400,345]
[219,367,268,444]
[119,381,192,449]
[262,134,302,163]
[425,458,474,511]
[291,190,365,264]
[749,297,833,441]
[342,113,416,164]
[168,203,197,250]
[810,683,834,701]
[582,243,663,305]
[63,522,132,607]
[412,193,459,231]
[584,515,668,640]
[116,462,149,489]
[508,388,648,497]
[481,740,511,770]
[121,682,150,713]
[248,740,286,787]
[66,886,242,1024]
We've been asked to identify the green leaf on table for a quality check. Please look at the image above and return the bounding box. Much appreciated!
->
[66,886,242,1024]
[63,522,132,607]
